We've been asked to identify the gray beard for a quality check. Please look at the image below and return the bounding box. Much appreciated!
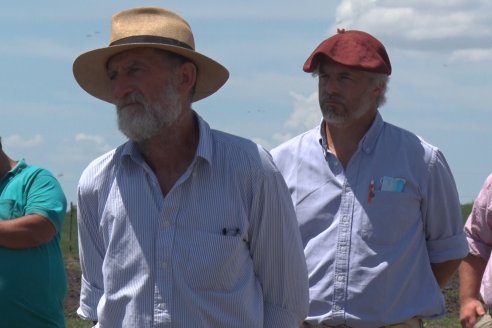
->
[116,83,181,142]
[320,91,374,128]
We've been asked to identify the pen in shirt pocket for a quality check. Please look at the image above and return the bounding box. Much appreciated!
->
[368,179,375,204]
[222,227,240,236]
[222,227,249,245]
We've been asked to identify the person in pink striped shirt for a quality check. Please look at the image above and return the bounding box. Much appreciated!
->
[461,174,492,328]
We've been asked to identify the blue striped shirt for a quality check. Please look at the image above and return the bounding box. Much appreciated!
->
[271,113,468,327]
[76,113,309,327]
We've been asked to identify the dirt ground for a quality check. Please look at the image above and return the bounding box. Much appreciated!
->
[65,256,83,315]
[442,270,460,319]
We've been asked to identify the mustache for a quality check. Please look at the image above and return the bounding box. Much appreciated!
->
[320,94,345,105]
[116,92,146,111]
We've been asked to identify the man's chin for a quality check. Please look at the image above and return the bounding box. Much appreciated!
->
[323,115,350,128]
[119,123,170,142]
[121,131,151,143]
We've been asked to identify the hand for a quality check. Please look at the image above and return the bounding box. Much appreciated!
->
[460,298,486,328]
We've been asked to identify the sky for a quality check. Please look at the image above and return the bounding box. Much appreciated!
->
[1,0,492,206]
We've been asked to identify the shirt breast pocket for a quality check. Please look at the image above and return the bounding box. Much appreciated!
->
[0,199,22,220]
[360,191,421,246]
[178,230,252,291]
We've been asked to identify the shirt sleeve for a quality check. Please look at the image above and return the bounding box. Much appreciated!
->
[464,173,492,260]
[422,149,469,263]
[24,169,67,233]
[76,171,106,321]
[248,147,309,327]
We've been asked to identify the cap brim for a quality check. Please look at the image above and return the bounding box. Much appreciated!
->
[73,43,229,104]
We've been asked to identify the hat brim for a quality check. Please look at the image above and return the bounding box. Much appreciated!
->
[73,43,229,104]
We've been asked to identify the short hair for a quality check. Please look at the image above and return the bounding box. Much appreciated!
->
[370,73,389,108]
[153,48,197,100]
[0,137,2,149]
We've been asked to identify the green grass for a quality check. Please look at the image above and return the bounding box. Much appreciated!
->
[461,202,473,223]
[61,203,79,257]
[422,202,473,327]
[424,316,461,328]
[62,204,93,328]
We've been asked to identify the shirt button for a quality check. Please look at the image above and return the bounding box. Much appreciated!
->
[163,220,171,227]
[337,275,344,282]
[161,261,168,269]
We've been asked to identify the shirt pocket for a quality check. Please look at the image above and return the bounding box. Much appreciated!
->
[179,230,252,292]
[359,190,421,246]
[0,199,22,220]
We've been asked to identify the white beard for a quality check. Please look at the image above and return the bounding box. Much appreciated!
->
[116,79,182,142]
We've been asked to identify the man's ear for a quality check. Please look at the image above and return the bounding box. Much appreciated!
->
[178,62,197,95]
[372,80,386,100]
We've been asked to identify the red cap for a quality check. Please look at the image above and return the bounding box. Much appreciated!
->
[303,29,391,75]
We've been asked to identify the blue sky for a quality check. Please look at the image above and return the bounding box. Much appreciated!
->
[2,0,492,205]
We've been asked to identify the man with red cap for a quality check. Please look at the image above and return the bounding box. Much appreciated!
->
[271,29,468,327]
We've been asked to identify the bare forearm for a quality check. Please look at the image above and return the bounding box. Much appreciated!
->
[460,253,487,301]
[0,214,56,249]
[431,258,462,288]
[459,253,488,327]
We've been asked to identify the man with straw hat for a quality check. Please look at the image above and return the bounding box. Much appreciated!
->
[73,6,309,327]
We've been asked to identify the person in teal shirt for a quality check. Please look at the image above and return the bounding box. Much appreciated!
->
[0,137,67,327]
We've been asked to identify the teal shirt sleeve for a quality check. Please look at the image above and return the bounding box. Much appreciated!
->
[23,169,67,233]
[0,160,67,233]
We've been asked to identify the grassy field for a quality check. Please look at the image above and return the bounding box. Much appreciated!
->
[421,202,473,327]
[61,204,93,328]
[61,203,474,327]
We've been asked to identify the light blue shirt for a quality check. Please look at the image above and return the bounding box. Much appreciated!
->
[271,113,468,328]
[76,113,309,327]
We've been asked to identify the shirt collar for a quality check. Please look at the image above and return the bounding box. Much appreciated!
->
[0,158,27,186]
[194,112,214,165]
[318,118,327,151]
[7,158,27,176]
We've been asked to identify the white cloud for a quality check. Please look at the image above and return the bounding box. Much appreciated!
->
[4,134,43,148]
[183,1,338,20]
[271,132,297,148]
[285,92,320,130]
[75,133,111,152]
[449,48,492,62]
[252,137,275,151]
[332,0,492,54]
[262,91,320,148]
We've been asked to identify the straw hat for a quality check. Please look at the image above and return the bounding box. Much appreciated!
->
[73,7,229,103]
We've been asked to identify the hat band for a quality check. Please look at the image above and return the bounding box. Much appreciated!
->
[110,35,193,50]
